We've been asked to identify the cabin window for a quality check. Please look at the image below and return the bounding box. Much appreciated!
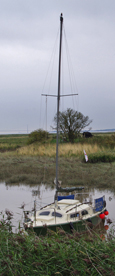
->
[81,210,88,216]
[52,212,62,217]
[39,211,50,216]
[70,213,79,218]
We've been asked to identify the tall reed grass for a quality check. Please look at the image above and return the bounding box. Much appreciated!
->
[17,143,104,157]
[0,220,115,276]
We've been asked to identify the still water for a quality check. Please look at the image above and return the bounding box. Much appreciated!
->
[0,182,114,232]
[0,182,55,231]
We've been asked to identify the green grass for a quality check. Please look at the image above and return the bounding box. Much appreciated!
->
[0,219,115,276]
[0,134,28,151]
[85,152,115,163]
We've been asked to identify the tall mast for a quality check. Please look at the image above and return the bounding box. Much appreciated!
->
[55,13,63,201]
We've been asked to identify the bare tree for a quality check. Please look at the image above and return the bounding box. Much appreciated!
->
[54,108,92,143]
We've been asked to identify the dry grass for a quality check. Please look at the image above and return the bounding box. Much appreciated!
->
[17,144,56,156]
[16,143,104,157]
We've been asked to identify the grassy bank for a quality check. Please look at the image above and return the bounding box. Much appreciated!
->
[0,133,115,190]
[0,155,115,191]
[0,221,115,276]
[0,132,115,153]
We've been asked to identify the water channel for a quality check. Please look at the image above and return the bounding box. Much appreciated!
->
[0,182,114,233]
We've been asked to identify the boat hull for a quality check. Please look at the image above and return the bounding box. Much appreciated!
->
[25,214,103,236]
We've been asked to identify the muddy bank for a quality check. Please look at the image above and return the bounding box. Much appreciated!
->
[0,155,115,191]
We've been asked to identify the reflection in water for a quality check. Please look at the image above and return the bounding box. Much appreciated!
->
[109,196,112,201]
[0,182,114,233]
[104,225,109,230]
[32,187,41,198]
[0,182,55,232]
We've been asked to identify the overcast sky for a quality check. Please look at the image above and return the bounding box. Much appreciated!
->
[0,0,115,133]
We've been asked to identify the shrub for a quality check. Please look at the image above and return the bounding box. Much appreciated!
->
[86,153,115,163]
[27,129,49,144]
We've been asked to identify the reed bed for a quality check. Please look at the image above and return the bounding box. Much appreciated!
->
[17,143,104,157]
[0,219,115,276]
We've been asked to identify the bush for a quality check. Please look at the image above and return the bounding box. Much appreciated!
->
[27,129,49,144]
[86,153,115,163]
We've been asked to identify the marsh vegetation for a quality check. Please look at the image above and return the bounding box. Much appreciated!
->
[0,218,115,276]
[0,134,115,190]
[0,133,115,190]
